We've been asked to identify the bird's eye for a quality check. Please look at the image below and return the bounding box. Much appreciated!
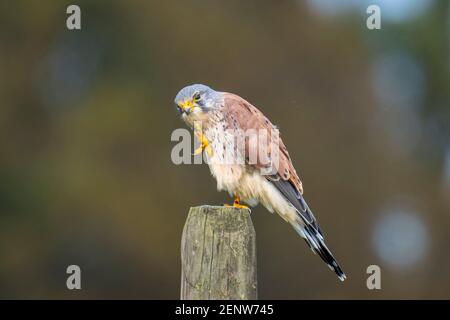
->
[193,93,201,102]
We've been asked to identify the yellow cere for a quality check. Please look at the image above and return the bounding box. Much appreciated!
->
[180,99,194,110]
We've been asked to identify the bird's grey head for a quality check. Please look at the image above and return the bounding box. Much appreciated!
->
[174,84,221,122]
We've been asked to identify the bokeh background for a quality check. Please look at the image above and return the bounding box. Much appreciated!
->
[0,0,449,299]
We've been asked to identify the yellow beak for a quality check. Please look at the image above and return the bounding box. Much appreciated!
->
[179,99,194,114]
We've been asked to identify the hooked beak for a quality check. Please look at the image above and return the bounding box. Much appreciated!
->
[177,99,194,115]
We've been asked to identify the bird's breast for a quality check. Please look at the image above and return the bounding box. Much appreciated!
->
[204,124,246,194]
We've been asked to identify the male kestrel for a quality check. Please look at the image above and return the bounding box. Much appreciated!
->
[174,84,346,281]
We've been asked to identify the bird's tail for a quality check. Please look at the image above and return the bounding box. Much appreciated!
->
[293,223,346,281]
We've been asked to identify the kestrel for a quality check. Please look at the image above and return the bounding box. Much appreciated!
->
[174,84,346,281]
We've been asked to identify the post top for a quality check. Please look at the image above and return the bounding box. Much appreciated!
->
[190,204,251,214]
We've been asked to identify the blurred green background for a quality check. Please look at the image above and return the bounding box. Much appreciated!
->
[0,0,449,299]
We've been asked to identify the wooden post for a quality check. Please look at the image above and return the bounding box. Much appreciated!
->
[180,205,257,300]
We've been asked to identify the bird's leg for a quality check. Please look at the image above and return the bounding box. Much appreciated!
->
[193,128,213,156]
[233,197,249,209]
[224,196,248,209]
[193,132,209,155]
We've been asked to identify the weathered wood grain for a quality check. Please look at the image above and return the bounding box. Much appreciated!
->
[181,205,257,300]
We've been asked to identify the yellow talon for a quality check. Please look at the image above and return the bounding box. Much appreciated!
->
[224,197,249,209]
[205,145,213,156]
[193,131,212,156]
[193,145,203,155]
